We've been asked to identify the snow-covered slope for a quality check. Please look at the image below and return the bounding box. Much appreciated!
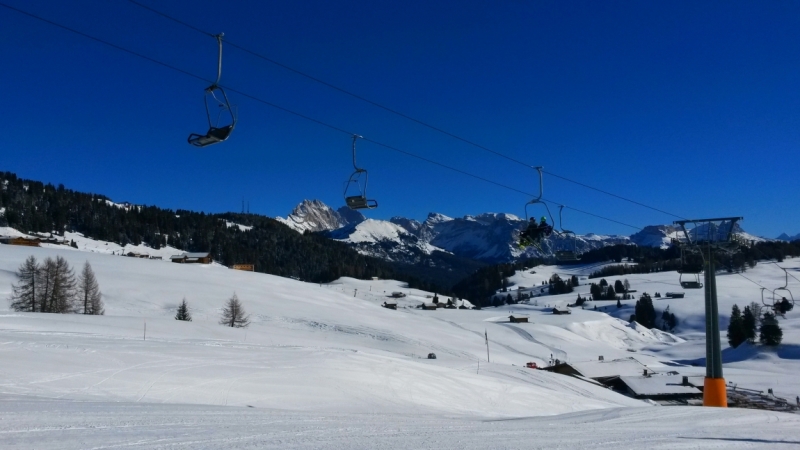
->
[2,246,800,447]
[0,244,645,417]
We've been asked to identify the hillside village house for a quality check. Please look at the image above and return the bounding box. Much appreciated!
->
[170,252,213,264]
[0,236,42,247]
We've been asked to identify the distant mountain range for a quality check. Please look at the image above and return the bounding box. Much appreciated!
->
[777,232,800,242]
[276,200,767,264]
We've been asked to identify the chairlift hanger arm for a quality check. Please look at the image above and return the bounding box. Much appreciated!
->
[213,33,224,87]
[351,134,364,171]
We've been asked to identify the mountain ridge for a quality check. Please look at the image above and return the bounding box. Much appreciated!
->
[277,200,767,263]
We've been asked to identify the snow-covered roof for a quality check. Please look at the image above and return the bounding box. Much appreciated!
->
[184,252,211,258]
[569,358,648,379]
[619,375,701,396]
[509,314,529,319]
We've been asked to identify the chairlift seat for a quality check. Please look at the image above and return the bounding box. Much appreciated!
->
[345,196,377,210]
[188,125,234,147]
[681,281,703,289]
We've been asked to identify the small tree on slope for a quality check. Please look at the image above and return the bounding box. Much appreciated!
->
[727,304,746,348]
[220,293,250,328]
[175,298,192,321]
[634,293,656,329]
[759,312,783,346]
[77,261,104,315]
[742,305,757,343]
[9,255,39,312]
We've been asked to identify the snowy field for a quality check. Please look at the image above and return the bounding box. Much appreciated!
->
[1,243,799,448]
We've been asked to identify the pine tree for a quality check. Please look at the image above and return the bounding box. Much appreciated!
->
[759,311,783,346]
[727,304,746,348]
[742,305,757,343]
[77,261,103,315]
[614,279,625,294]
[220,293,249,328]
[175,298,192,321]
[605,285,616,300]
[590,283,602,300]
[634,293,656,328]
[9,255,40,312]
[616,298,622,308]
[667,312,678,330]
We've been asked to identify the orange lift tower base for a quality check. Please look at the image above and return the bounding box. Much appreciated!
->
[674,217,745,407]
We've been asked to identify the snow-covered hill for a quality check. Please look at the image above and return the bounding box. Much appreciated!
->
[2,244,800,447]
[778,232,800,242]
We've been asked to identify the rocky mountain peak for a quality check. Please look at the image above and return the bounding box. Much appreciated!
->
[276,199,364,233]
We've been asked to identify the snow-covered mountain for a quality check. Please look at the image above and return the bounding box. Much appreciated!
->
[327,219,444,261]
[277,200,767,263]
[778,232,800,242]
[630,225,679,249]
[275,199,364,233]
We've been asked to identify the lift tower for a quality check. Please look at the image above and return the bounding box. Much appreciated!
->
[673,217,744,407]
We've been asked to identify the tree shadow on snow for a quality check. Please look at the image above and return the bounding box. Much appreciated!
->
[676,343,800,365]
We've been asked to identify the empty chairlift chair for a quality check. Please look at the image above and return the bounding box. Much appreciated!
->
[188,34,237,147]
[678,248,703,289]
[343,135,378,210]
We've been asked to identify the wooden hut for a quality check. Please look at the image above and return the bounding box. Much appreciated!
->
[382,300,398,310]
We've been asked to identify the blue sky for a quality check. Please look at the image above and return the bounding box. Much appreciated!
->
[1,0,799,237]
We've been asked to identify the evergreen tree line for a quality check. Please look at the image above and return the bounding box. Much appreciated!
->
[627,293,677,331]
[727,302,784,348]
[9,256,104,315]
[450,258,544,305]
[0,172,449,292]
[587,241,800,279]
[588,278,633,301]
[548,274,576,295]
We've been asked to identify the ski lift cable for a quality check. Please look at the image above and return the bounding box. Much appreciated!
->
[736,272,769,290]
[125,0,688,222]
[767,261,800,285]
[3,2,643,231]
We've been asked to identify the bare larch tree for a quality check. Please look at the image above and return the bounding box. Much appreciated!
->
[77,261,104,315]
[9,255,40,312]
[220,293,249,328]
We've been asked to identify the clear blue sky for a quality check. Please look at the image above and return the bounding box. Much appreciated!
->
[2,0,799,237]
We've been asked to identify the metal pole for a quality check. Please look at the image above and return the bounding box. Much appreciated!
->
[485,329,490,363]
[709,247,723,378]
[703,244,727,407]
